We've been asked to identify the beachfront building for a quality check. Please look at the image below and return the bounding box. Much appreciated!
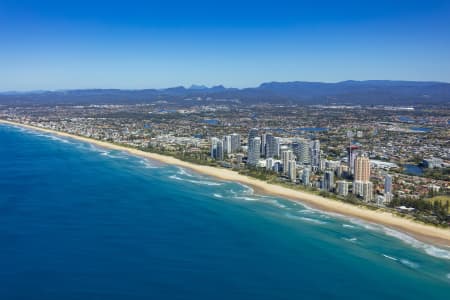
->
[230,133,241,153]
[302,168,310,186]
[266,157,274,171]
[273,161,282,173]
[211,137,224,161]
[235,153,244,168]
[322,170,334,192]
[362,182,373,202]
[353,181,373,201]
[282,150,295,175]
[353,154,373,201]
[336,180,349,196]
[384,192,393,204]
[223,135,232,155]
[288,160,297,183]
[247,137,261,166]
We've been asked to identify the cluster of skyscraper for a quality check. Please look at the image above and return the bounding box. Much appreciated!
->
[246,129,322,186]
[247,129,283,166]
[211,133,241,160]
[211,128,393,204]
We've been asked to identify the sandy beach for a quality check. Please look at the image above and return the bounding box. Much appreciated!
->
[2,119,450,247]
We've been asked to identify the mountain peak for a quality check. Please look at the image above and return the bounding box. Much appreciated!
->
[189,84,208,90]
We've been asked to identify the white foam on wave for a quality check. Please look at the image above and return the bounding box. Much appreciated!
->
[50,135,71,144]
[232,193,289,209]
[31,132,72,144]
[233,196,259,201]
[177,167,193,177]
[168,174,223,186]
[299,217,327,225]
[7,125,77,145]
[213,193,223,198]
[236,182,254,195]
[296,207,335,222]
[99,151,129,159]
[6,125,27,132]
[347,218,450,260]
[400,259,419,269]
[88,146,130,160]
[265,199,288,209]
[382,254,398,261]
[342,224,356,229]
[382,254,420,269]
[349,219,382,232]
[343,237,358,243]
[382,227,450,260]
[284,213,327,225]
[297,203,346,221]
[77,143,106,154]
[139,159,158,169]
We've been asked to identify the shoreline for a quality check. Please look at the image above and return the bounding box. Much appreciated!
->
[2,119,450,248]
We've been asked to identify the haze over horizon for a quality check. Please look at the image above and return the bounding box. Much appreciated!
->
[2,79,450,94]
[1,0,450,91]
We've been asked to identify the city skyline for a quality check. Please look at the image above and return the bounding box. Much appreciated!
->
[1,0,450,90]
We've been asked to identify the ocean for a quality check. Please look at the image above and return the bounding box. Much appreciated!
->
[0,124,449,299]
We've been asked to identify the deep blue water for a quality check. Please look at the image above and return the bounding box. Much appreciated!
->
[296,127,328,132]
[404,164,424,176]
[410,127,432,133]
[398,116,414,123]
[0,124,449,299]
[203,119,219,125]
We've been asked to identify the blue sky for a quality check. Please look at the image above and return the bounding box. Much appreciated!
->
[1,0,450,90]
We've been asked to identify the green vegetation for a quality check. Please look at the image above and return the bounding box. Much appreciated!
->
[388,196,449,226]
[428,196,450,213]
[423,167,450,181]
[142,145,218,166]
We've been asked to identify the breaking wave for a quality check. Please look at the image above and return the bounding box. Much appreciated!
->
[343,237,358,243]
[382,254,398,261]
[400,259,419,269]
[347,219,450,260]
[382,227,450,260]
[168,174,223,186]
[139,159,158,169]
[284,213,327,225]
[382,254,420,269]
[342,224,356,229]
[177,167,194,177]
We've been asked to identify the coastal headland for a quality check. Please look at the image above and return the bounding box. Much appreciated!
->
[2,119,450,247]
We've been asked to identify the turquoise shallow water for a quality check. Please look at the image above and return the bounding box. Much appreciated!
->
[0,124,449,299]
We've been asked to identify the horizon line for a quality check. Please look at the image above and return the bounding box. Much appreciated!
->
[1,79,450,94]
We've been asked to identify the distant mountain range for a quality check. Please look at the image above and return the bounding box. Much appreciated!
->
[1,80,449,105]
